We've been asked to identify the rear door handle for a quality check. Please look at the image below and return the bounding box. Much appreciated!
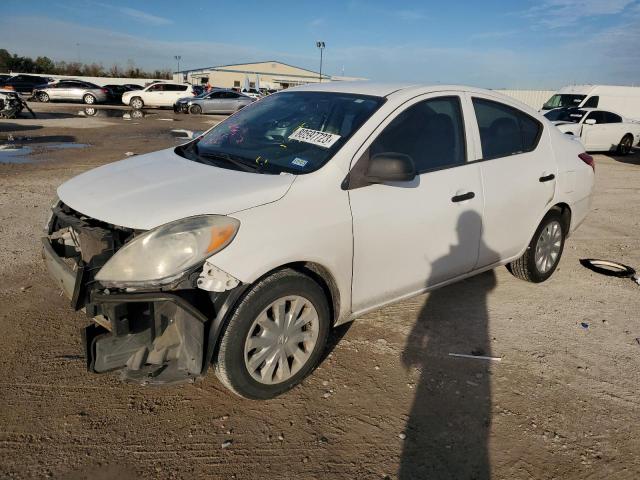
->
[539,174,555,182]
[451,192,475,203]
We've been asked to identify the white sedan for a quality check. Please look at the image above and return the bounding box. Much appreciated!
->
[43,83,594,399]
[545,107,640,155]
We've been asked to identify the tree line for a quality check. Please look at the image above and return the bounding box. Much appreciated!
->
[0,49,172,79]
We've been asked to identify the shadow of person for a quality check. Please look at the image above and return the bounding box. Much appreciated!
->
[399,210,498,479]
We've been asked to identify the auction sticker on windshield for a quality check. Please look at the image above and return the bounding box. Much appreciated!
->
[289,128,341,149]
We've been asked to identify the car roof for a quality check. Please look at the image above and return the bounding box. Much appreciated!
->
[286,81,512,100]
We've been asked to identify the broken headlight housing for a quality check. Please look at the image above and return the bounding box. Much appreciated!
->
[95,215,239,288]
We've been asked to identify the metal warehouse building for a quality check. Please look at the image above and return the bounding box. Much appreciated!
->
[173,61,363,90]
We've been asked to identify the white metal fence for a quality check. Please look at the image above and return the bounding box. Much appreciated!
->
[494,90,555,110]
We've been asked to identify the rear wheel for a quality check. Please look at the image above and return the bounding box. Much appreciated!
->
[38,92,49,103]
[507,210,565,283]
[617,134,633,155]
[83,94,96,105]
[130,97,144,109]
[215,269,330,399]
[189,104,202,115]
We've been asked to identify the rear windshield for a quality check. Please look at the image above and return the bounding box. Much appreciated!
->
[177,91,384,174]
[543,94,586,110]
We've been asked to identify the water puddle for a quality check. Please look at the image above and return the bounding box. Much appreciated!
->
[0,141,90,164]
[77,107,156,120]
[0,145,33,164]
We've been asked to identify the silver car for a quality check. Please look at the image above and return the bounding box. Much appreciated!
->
[36,80,108,105]
[175,89,254,114]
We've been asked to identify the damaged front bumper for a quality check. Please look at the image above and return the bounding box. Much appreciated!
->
[42,202,246,385]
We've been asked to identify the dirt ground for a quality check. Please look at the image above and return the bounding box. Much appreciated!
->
[1,102,639,480]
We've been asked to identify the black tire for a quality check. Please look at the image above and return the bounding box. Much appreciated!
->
[130,97,144,109]
[215,269,330,399]
[507,210,566,283]
[617,134,633,155]
[189,104,202,115]
[83,94,96,105]
[38,92,49,103]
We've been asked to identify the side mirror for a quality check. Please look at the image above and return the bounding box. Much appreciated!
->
[584,119,596,125]
[365,152,416,183]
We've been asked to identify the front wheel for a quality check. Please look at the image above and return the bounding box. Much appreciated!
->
[507,210,566,283]
[617,134,633,155]
[189,104,202,115]
[215,269,330,399]
[83,94,96,105]
[38,92,49,103]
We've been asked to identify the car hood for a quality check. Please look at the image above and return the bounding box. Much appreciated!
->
[57,148,296,230]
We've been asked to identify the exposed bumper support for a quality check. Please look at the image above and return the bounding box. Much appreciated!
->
[43,205,249,386]
[85,291,209,385]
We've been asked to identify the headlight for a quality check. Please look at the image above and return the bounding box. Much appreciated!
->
[95,215,239,288]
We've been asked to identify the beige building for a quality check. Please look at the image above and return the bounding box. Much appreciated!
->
[173,61,364,90]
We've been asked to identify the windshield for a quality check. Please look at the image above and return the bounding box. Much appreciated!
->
[543,94,586,110]
[544,108,587,123]
[178,91,384,174]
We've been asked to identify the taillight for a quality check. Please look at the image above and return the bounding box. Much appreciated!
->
[579,153,595,172]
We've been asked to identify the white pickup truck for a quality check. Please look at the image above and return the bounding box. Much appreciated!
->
[545,107,640,155]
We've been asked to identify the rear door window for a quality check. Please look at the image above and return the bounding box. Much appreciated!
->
[472,98,542,159]
[604,112,622,123]
[166,84,188,91]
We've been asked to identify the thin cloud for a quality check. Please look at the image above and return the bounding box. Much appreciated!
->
[522,0,636,28]
[117,6,172,26]
[0,16,312,72]
[470,29,519,40]
[395,10,427,22]
[91,1,173,26]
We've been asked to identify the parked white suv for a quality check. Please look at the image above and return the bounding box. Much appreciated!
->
[43,83,594,399]
[122,82,195,108]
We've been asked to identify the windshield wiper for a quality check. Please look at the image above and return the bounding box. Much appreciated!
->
[199,152,260,173]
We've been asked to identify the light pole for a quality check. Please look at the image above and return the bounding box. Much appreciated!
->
[174,55,182,73]
[316,41,325,82]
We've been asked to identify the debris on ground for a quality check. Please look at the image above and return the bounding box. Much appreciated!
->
[124,152,135,156]
[579,259,637,284]
[448,353,502,362]
[581,322,589,330]
[221,440,233,449]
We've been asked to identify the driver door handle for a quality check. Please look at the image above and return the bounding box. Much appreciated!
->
[539,174,555,182]
[451,192,475,203]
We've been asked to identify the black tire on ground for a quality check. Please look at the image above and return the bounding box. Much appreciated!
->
[189,104,202,115]
[130,97,144,109]
[215,269,330,399]
[38,92,49,103]
[506,209,566,283]
[83,94,96,105]
[617,134,633,155]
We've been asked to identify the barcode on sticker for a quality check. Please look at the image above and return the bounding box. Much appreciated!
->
[289,128,341,149]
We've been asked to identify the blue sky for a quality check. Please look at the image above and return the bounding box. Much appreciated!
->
[2,0,639,88]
